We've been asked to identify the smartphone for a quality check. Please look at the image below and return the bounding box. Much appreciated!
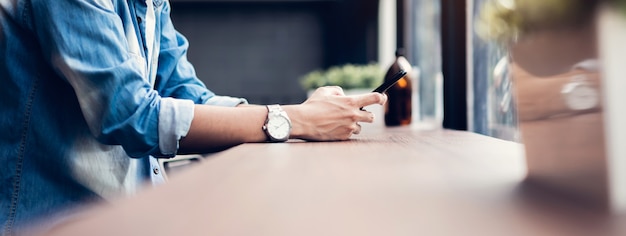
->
[372,70,407,93]
[359,70,407,111]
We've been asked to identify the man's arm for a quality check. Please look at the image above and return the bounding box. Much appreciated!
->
[179,87,386,153]
[33,0,385,157]
[155,2,386,153]
[32,0,173,157]
[512,64,602,121]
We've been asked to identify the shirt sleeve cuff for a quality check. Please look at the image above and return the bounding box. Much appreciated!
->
[205,95,248,107]
[158,98,195,157]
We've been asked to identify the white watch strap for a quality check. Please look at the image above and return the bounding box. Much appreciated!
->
[267,104,282,114]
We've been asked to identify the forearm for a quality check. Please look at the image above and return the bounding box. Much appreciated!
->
[178,87,386,153]
[178,104,308,152]
[178,105,268,153]
[515,75,571,121]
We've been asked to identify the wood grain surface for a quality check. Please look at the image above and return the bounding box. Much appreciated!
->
[42,125,626,236]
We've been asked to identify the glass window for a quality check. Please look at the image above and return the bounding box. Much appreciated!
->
[407,0,443,126]
[407,0,517,139]
[469,0,519,141]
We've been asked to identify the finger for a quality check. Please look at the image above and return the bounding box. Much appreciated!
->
[351,92,385,108]
[380,93,388,105]
[352,123,362,134]
[355,110,375,123]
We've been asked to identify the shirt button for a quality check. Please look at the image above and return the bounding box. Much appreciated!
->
[137,17,143,24]
[153,168,160,175]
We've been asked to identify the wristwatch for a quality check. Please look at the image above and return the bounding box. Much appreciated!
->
[262,104,292,142]
[561,74,599,111]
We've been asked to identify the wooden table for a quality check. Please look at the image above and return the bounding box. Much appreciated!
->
[44,124,626,236]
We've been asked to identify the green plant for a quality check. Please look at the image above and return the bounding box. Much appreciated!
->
[476,0,601,43]
[299,63,384,90]
[617,0,626,14]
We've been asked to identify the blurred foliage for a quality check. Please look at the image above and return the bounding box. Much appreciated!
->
[476,0,603,43]
[618,0,626,13]
[299,63,384,90]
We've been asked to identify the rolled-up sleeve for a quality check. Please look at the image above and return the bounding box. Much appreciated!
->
[31,0,195,158]
[204,96,248,106]
[158,98,194,156]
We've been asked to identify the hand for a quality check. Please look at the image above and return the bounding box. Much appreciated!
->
[284,86,387,141]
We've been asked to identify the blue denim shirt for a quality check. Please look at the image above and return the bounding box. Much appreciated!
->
[0,0,246,234]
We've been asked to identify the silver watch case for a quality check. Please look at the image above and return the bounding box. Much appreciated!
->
[561,74,600,111]
[262,105,292,142]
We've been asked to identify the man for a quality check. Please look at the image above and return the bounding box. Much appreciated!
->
[0,0,385,234]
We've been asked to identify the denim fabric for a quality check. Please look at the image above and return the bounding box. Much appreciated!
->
[0,0,246,234]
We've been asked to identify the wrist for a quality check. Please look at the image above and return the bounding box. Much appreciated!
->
[281,105,307,140]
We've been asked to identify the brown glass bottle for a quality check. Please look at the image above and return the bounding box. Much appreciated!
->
[384,49,412,126]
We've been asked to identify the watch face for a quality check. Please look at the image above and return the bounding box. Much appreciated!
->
[267,115,291,140]
[565,84,599,111]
